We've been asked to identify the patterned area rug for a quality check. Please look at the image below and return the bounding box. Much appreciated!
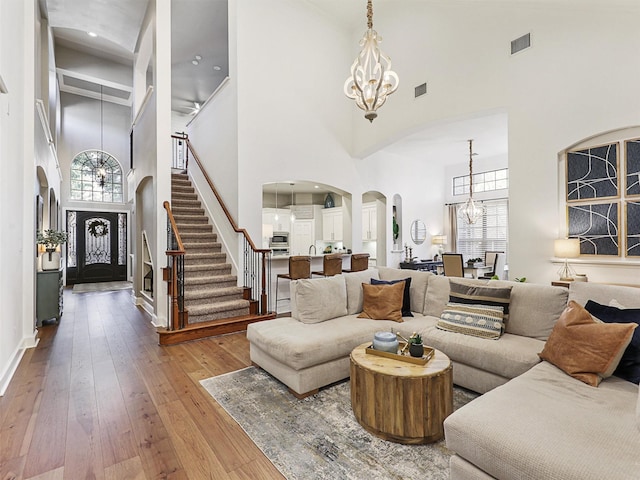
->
[200,367,478,480]
[72,281,132,294]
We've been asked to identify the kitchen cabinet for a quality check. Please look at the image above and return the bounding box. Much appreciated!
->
[290,219,314,256]
[263,208,290,233]
[322,207,343,241]
[36,269,63,326]
[362,202,377,241]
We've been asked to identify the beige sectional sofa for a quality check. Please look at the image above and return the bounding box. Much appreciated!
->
[247,267,640,479]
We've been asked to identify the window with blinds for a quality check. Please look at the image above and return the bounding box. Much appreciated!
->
[456,199,508,261]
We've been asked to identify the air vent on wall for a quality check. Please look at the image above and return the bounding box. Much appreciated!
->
[415,83,427,98]
[511,33,531,55]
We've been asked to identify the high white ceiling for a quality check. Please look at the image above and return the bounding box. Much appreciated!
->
[40,0,539,194]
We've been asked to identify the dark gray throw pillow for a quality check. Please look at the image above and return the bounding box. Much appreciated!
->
[585,300,640,384]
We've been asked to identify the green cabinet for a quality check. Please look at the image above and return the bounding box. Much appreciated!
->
[36,269,63,326]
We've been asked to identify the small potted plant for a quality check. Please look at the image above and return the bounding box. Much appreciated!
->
[408,332,424,358]
[467,257,483,267]
[37,229,69,271]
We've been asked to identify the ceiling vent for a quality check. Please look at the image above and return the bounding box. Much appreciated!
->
[415,83,427,98]
[511,33,531,55]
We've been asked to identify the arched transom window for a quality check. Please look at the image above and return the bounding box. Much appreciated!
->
[70,150,123,203]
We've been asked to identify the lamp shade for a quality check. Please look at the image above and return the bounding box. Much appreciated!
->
[432,235,447,245]
[554,238,580,258]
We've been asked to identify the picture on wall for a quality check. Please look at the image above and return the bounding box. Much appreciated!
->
[626,201,640,257]
[567,202,619,256]
[566,143,619,202]
[625,139,640,196]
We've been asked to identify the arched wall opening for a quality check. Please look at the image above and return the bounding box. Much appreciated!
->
[361,190,386,266]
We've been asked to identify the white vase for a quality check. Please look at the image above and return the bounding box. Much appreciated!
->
[41,250,61,271]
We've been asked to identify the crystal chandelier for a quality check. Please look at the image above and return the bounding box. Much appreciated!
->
[344,0,399,123]
[458,139,486,224]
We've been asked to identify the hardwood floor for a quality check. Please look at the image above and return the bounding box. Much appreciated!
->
[0,288,285,480]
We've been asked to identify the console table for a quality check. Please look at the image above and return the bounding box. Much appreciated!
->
[36,269,63,326]
[400,260,442,273]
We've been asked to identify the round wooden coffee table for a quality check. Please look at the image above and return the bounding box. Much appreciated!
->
[349,342,453,444]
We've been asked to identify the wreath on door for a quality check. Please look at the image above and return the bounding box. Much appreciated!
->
[88,219,109,237]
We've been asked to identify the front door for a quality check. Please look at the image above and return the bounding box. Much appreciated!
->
[66,211,127,285]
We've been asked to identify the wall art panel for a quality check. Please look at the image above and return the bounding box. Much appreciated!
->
[567,143,619,202]
[567,202,619,256]
[625,139,640,197]
[626,201,640,257]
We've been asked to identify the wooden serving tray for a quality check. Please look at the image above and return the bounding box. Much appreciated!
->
[365,343,434,365]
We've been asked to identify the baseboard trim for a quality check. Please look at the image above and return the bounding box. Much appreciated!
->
[0,330,39,396]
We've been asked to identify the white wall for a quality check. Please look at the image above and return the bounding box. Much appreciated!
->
[0,0,39,395]
[58,92,132,207]
[346,2,640,282]
[233,0,360,249]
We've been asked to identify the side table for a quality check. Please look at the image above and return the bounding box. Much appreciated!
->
[349,342,453,444]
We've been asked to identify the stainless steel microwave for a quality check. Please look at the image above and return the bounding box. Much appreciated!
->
[270,232,289,245]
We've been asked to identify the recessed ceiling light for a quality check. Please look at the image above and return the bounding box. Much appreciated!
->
[192,59,199,66]
[213,65,221,71]
[314,185,319,189]
[194,55,202,61]
[88,31,97,37]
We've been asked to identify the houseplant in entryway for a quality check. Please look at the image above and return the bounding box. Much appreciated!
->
[37,229,69,271]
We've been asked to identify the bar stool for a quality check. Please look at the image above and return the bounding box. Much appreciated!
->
[312,253,343,277]
[342,253,370,273]
[275,256,311,309]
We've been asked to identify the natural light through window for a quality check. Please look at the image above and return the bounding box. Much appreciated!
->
[70,150,123,202]
[453,168,508,196]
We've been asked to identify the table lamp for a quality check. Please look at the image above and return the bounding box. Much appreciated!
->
[432,235,447,257]
[554,238,580,281]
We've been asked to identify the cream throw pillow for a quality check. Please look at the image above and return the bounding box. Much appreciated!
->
[293,275,348,324]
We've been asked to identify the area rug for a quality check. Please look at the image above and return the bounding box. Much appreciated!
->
[200,367,478,480]
[72,281,132,294]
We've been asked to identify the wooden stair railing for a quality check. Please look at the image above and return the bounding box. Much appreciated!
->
[169,133,272,317]
[163,201,187,330]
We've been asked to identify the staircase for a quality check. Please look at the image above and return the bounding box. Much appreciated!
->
[158,173,275,344]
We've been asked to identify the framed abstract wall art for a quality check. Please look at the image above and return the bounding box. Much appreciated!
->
[567,202,620,256]
[625,139,640,197]
[626,201,640,257]
[566,143,619,202]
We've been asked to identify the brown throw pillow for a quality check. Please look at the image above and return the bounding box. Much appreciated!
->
[357,281,405,322]
[539,300,637,386]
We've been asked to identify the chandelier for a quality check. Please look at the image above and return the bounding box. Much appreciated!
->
[458,139,486,224]
[344,0,399,123]
[94,85,107,189]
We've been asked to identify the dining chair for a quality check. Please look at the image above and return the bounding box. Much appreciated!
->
[442,253,464,277]
[275,256,311,308]
[480,252,507,279]
[342,253,370,273]
[484,251,504,274]
[312,253,343,277]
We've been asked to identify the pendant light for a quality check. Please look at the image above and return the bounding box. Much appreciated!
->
[95,85,107,189]
[274,183,279,222]
[344,0,399,123]
[458,139,486,224]
[289,183,296,223]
